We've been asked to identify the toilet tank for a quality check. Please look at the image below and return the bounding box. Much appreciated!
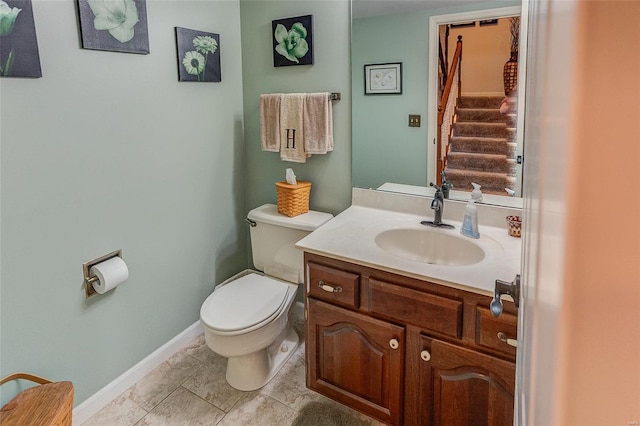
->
[247,204,333,284]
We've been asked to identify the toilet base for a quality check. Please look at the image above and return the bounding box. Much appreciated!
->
[225,326,299,391]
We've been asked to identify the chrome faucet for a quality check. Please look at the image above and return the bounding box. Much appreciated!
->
[421,183,455,229]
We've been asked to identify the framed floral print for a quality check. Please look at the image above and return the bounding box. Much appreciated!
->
[0,0,42,78]
[272,14,313,67]
[175,27,220,82]
[77,0,150,54]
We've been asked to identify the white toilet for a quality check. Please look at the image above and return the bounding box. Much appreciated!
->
[200,204,333,391]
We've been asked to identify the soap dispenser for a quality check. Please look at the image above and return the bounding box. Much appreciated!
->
[460,199,480,239]
[471,182,483,203]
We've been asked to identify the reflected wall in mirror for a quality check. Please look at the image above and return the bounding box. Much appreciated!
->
[351,0,526,206]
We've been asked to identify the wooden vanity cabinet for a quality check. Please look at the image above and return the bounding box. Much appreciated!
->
[304,252,518,426]
[307,299,405,425]
[405,328,515,426]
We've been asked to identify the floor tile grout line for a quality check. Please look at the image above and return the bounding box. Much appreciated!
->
[126,351,205,423]
[179,383,232,415]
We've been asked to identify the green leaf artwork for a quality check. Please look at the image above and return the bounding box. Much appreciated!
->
[0,0,21,76]
[0,0,20,36]
[274,22,308,64]
[271,15,313,67]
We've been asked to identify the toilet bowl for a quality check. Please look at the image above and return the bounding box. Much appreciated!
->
[199,204,333,391]
[200,270,299,391]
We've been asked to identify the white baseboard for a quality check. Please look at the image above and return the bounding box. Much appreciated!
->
[72,321,203,425]
[72,304,306,425]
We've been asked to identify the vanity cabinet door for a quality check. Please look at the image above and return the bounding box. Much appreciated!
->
[306,298,404,425]
[407,333,515,426]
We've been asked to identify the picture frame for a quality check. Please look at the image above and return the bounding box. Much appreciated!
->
[364,63,402,95]
[175,27,221,82]
[77,0,150,54]
[0,0,42,78]
[272,14,313,67]
[479,19,499,26]
[450,21,476,29]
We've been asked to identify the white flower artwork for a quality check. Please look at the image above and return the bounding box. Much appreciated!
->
[78,0,149,54]
[175,27,221,83]
[0,0,41,78]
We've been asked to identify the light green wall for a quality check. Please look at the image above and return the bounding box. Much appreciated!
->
[0,0,520,409]
[240,0,352,216]
[0,0,247,405]
[351,1,520,190]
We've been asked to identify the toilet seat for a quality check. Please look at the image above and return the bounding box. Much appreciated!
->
[200,273,291,335]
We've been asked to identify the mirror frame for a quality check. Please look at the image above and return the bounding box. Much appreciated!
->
[351,2,528,208]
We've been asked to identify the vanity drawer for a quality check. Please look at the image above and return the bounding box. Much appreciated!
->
[475,306,518,358]
[367,279,463,339]
[307,262,360,309]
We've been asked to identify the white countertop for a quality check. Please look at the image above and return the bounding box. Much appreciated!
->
[295,205,522,297]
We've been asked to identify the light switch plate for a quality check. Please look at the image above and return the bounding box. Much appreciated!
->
[409,114,421,127]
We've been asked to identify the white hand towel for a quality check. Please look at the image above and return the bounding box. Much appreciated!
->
[303,92,334,154]
[260,94,281,152]
[279,93,308,163]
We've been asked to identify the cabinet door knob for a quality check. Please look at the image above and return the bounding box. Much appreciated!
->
[318,280,342,293]
[420,350,431,362]
[497,332,518,348]
[389,339,399,349]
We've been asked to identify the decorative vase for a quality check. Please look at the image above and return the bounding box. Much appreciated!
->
[503,51,518,96]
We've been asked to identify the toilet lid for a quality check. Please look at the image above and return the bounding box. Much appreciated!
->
[200,273,290,333]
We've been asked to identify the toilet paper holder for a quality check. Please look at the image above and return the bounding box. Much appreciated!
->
[83,249,123,298]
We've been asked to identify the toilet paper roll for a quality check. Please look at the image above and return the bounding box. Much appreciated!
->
[90,256,129,294]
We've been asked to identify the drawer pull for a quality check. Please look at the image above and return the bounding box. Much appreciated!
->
[420,350,431,362]
[497,332,518,348]
[318,280,342,293]
[389,339,399,350]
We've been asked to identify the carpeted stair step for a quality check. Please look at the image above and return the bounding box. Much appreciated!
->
[457,96,504,109]
[449,136,515,156]
[453,122,510,138]
[456,108,506,123]
[444,168,516,195]
[446,152,515,174]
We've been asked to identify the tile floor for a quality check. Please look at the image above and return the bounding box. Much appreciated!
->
[82,316,385,425]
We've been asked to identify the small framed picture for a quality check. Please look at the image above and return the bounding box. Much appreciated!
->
[77,0,150,54]
[364,63,402,95]
[0,0,42,78]
[450,21,476,29]
[175,27,221,82]
[479,19,499,26]
[272,14,313,67]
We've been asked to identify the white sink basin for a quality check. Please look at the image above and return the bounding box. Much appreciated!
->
[374,228,485,266]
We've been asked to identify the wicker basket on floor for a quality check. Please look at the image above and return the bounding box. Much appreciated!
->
[275,181,311,217]
[0,373,73,426]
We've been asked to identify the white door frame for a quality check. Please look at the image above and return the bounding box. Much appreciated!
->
[518,0,578,424]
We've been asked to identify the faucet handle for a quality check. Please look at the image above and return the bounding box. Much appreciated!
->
[429,182,441,191]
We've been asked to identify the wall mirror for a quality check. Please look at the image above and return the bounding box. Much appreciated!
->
[351,0,526,208]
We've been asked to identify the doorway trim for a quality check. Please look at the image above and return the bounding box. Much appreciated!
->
[427,5,527,195]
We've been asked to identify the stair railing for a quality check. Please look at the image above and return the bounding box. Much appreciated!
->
[438,25,449,100]
[437,35,462,185]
